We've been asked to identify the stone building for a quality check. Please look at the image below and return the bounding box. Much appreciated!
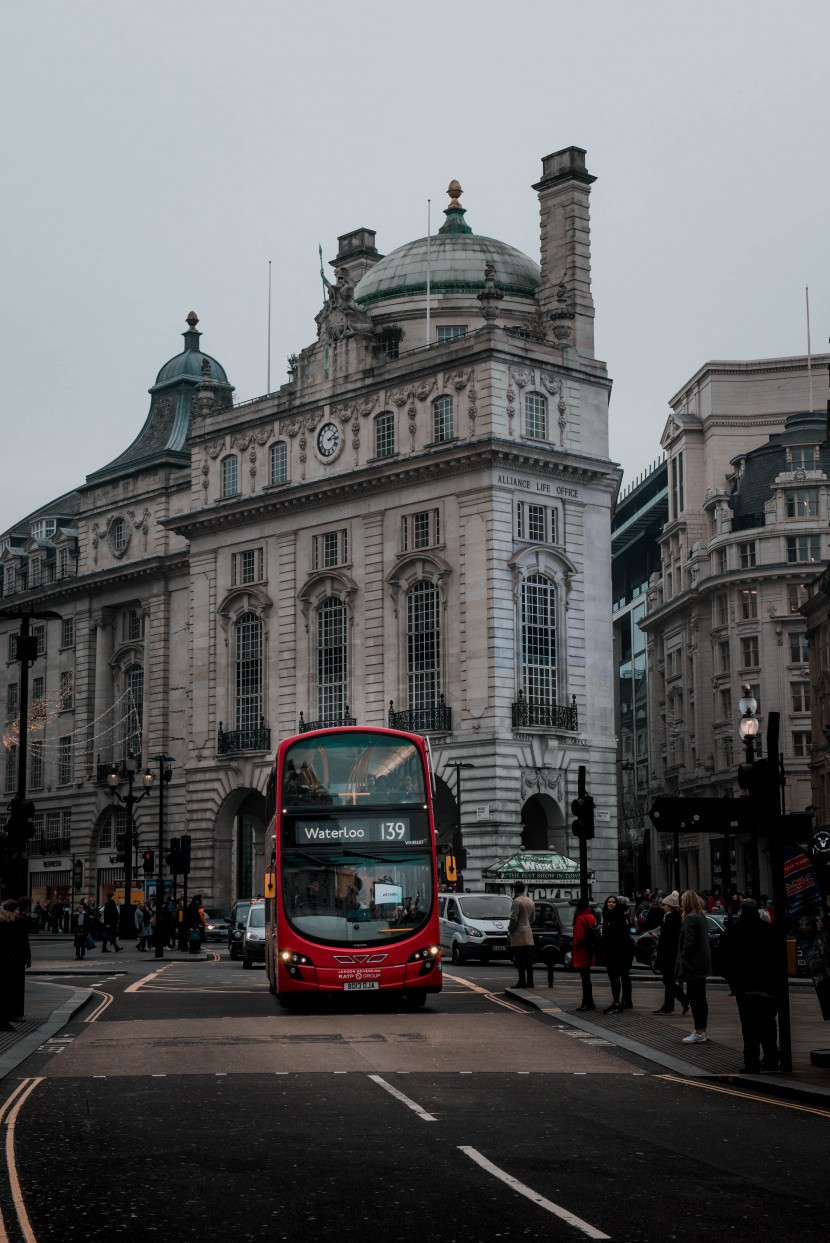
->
[0,145,621,909]
[639,355,830,895]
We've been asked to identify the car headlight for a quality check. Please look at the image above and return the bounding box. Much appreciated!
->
[465,925,484,938]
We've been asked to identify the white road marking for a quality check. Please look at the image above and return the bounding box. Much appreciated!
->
[458,1146,610,1239]
[368,1074,437,1122]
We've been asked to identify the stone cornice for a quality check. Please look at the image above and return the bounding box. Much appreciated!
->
[164,439,620,539]
[0,552,191,611]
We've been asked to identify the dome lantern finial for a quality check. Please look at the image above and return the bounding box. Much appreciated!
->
[183,311,201,351]
[439,179,473,236]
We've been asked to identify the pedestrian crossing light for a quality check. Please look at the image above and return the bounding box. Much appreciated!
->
[142,849,155,875]
[445,854,457,883]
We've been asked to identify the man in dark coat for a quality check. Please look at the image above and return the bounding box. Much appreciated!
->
[719,897,779,1073]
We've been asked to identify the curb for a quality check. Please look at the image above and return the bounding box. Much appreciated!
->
[0,983,93,1082]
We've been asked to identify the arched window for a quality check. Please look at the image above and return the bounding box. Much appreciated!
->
[270,441,288,485]
[375,411,395,459]
[317,597,347,721]
[221,454,239,497]
[525,392,547,440]
[433,396,453,443]
[521,572,557,705]
[407,580,441,709]
[235,612,263,730]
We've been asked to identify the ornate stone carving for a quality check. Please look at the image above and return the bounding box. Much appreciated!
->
[520,766,563,801]
[549,283,576,344]
[477,259,504,321]
[508,366,534,389]
[467,371,477,432]
[315,267,375,343]
[232,432,253,451]
[413,377,436,402]
[540,371,561,396]
[286,420,302,438]
[255,426,273,446]
[443,369,470,392]
[206,439,226,459]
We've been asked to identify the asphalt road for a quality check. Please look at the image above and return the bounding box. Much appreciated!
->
[2,946,828,1242]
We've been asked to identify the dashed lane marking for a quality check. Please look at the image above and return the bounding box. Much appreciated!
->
[368,1074,437,1122]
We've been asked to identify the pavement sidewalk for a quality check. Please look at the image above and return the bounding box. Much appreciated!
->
[507,968,830,1104]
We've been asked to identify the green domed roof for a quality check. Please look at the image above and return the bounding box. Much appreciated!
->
[151,311,230,391]
[355,183,539,307]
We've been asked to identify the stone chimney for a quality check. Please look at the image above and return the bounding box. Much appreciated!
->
[330,228,383,285]
[533,146,596,356]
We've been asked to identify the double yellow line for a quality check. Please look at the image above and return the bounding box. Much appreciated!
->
[0,1077,43,1243]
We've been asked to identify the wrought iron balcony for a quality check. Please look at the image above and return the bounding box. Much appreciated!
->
[95,758,143,786]
[30,836,72,856]
[217,721,271,754]
[388,696,452,734]
[511,692,578,732]
[298,708,357,734]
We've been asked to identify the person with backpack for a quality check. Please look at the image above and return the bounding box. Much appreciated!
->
[601,894,634,1013]
[572,896,597,1011]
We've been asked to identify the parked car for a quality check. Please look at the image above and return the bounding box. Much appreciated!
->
[228,899,252,959]
[437,892,513,964]
[635,913,727,975]
[203,907,230,944]
[241,900,266,969]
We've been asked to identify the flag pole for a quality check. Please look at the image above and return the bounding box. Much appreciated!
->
[267,260,272,394]
[426,199,431,346]
[806,285,813,413]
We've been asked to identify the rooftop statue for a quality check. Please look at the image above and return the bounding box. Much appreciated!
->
[316,265,375,343]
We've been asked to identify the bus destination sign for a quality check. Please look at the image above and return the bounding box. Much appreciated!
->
[287,813,429,847]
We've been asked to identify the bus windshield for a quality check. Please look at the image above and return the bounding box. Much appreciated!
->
[282,733,426,808]
[281,849,434,945]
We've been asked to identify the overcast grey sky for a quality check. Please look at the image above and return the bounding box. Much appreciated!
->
[3,0,828,534]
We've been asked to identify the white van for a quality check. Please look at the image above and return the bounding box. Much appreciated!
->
[438,891,513,965]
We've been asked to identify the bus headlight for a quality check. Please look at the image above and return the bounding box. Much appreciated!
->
[279,950,314,966]
[407,946,439,963]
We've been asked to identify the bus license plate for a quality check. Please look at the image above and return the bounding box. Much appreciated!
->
[343,981,379,991]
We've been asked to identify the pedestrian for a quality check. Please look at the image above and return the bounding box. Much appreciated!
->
[139,903,152,952]
[572,896,597,1011]
[640,897,664,933]
[134,902,145,948]
[73,903,88,960]
[601,894,634,1013]
[101,893,122,952]
[653,891,689,1015]
[184,895,205,953]
[507,882,536,989]
[719,898,780,1073]
[8,899,32,1021]
[676,890,712,1044]
[0,901,18,1030]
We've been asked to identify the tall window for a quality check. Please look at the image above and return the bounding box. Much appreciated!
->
[790,633,809,663]
[793,730,812,758]
[714,593,729,626]
[6,683,17,716]
[517,503,559,544]
[317,598,347,721]
[719,640,731,673]
[232,548,264,585]
[122,610,144,642]
[407,582,441,710]
[401,510,440,552]
[59,670,73,710]
[58,736,72,785]
[29,558,41,588]
[4,745,16,793]
[235,613,263,731]
[125,665,144,755]
[787,535,820,563]
[433,396,454,443]
[61,617,74,648]
[790,446,819,471]
[375,411,395,458]
[785,488,819,518]
[33,625,45,656]
[741,636,760,668]
[524,393,547,440]
[791,682,811,713]
[739,542,757,569]
[269,441,288,485]
[30,742,44,790]
[740,589,757,620]
[521,573,557,706]
[313,530,348,569]
[671,453,685,518]
[221,454,239,497]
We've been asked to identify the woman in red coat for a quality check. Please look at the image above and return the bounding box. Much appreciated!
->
[572,896,597,1011]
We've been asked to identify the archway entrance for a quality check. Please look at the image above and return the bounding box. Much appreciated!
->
[520,793,566,854]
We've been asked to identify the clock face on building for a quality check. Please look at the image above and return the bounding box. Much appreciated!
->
[316,422,341,459]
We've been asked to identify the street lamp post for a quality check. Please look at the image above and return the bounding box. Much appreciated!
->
[738,683,760,898]
[150,754,175,959]
[107,756,154,937]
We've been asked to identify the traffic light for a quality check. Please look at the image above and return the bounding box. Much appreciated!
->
[142,849,155,875]
[7,796,36,841]
[445,854,457,883]
[179,835,191,874]
[166,837,181,872]
[738,757,771,797]
[571,794,595,840]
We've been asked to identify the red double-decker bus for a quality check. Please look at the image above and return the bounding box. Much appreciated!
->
[264,726,442,1007]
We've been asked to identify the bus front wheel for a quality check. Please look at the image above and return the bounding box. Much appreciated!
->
[403,992,427,1008]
